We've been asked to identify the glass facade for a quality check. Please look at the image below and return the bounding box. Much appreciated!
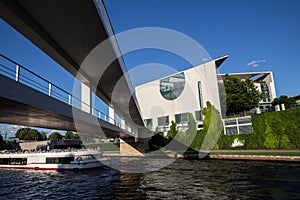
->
[260,83,271,103]
[198,81,203,109]
[160,72,185,100]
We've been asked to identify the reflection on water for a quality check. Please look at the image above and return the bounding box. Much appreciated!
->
[0,159,299,199]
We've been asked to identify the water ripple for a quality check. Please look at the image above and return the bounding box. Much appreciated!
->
[0,159,300,199]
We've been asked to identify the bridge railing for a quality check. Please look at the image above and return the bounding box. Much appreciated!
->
[0,54,129,132]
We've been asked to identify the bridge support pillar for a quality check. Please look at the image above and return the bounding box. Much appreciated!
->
[120,138,145,156]
[81,82,92,114]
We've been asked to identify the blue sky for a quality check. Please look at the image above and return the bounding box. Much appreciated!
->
[0,0,300,136]
[104,0,300,97]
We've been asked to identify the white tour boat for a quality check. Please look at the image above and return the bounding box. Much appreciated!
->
[0,149,110,171]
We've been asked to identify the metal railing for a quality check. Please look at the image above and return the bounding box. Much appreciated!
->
[0,53,130,132]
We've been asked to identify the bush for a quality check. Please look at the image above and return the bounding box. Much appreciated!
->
[217,107,300,150]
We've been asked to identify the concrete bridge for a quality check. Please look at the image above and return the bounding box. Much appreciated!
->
[0,0,151,154]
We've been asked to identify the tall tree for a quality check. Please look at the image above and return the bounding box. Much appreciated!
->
[174,114,197,147]
[186,113,197,137]
[49,132,63,140]
[201,102,223,150]
[40,132,48,140]
[272,95,297,110]
[167,121,177,139]
[223,75,263,116]
[64,131,80,140]
[15,128,43,141]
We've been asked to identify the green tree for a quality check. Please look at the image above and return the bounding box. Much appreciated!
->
[40,131,48,140]
[175,114,197,147]
[223,75,263,116]
[167,121,177,139]
[73,133,80,139]
[201,102,223,150]
[186,113,197,136]
[64,131,80,139]
[15,128,43,141]
[272,95,297,110]
[64,131,74,139]
[190,102,223,150]
[49,132,63,140]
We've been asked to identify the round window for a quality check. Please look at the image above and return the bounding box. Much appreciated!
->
[160,72,185,100]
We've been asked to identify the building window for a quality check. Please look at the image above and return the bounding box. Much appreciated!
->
[195,110,203,121]
[238,117,251,124]
[198,81,203,109]
[175,113,189,124]
[239,125,253,134]
[225,127,238,135]
[144,119,153,129]
[157,116,169,126]
[260,83,271,103]
[160,72,185,100]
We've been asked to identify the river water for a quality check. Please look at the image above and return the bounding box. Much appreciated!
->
[0,159,299,199]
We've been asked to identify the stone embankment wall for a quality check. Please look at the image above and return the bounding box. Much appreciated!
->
[19,141,49,150]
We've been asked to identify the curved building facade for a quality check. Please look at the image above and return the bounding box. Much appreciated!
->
[135,56,227,132]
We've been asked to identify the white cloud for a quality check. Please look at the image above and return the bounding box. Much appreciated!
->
[247,60,266,68]
[0,124,25,138]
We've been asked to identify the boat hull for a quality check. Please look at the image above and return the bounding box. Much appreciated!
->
[0,159,107,171]
[0,150,110,171]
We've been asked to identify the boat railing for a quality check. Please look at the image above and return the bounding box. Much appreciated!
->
[0,148,100,155]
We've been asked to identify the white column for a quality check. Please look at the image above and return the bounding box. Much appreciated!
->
[121,118,126,129]
[108,106,115,124]
[81,82,92,113]
[281,103,285,111]
[275,104,280,111]
[256,107,261,114]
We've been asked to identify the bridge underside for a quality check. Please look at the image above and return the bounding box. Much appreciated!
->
[0,0,144,127]
[0,74,132,139]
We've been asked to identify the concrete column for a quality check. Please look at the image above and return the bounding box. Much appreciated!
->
[108,106,115,124]
[275,104,280,111]
[81,82,92,113]
[121,118,126,129]
[256,107,261,114]
[119,138,144,156]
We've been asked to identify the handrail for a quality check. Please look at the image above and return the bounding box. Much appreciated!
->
[0,53,127,131]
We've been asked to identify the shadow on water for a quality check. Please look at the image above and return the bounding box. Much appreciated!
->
[0,159,300,199]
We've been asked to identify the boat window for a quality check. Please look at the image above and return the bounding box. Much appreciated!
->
[0,158,9,164]
[46,157,74,164]
[0,158,27,165]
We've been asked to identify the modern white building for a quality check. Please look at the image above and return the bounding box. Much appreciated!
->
[218,71,277,114]
[135,55,277,133]
[135,56,227,132]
